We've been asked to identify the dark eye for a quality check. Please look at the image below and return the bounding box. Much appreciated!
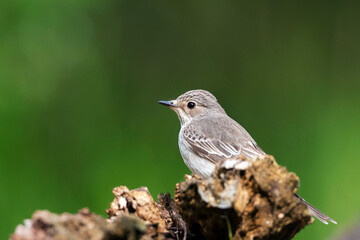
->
[187,102,196,109]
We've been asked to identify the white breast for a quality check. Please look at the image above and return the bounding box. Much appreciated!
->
[178,127,215,178]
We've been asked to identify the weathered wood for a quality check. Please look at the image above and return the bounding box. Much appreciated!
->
[11,156,313,240]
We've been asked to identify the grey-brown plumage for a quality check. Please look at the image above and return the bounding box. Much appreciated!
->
[159,89,337,225]
[183,116,265,163]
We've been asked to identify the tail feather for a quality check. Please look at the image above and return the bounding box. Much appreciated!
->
[295,193,337,225]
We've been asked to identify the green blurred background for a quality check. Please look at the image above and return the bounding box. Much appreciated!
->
[1,1,359,239]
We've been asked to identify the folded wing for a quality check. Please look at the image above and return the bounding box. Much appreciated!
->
[183,121,265,163]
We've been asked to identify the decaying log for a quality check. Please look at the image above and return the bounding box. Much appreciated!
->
[175,156,313,239]
[10,208,147,240]
[106,186,168,238]
[11,155,313,240]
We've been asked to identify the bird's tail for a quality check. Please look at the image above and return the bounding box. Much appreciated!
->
[295,193,337,224]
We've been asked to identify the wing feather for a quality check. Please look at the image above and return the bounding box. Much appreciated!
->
[183,117,265,163]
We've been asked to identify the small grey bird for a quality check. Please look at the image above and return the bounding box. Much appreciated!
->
[159,89,336,225]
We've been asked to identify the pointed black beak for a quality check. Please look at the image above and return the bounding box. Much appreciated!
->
[158,100,175,107]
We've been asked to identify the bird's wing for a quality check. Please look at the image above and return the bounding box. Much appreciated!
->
[183,121,265,163]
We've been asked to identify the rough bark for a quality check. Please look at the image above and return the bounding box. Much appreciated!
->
[10,155,313,240]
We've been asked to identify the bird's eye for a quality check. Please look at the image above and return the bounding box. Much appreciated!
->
[187,102,196,109]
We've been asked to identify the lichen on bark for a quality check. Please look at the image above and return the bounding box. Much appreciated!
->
[11,155,313,240]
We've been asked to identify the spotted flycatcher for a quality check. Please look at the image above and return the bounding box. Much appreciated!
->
[159,89,336,225]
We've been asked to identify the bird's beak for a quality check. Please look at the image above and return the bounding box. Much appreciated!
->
[158,100,176,107]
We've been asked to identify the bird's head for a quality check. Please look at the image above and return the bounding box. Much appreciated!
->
[158,89,225,125]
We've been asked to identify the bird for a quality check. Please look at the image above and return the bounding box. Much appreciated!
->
[158,89,337,225]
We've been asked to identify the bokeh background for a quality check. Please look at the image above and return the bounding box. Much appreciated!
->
[1,1,360,239]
